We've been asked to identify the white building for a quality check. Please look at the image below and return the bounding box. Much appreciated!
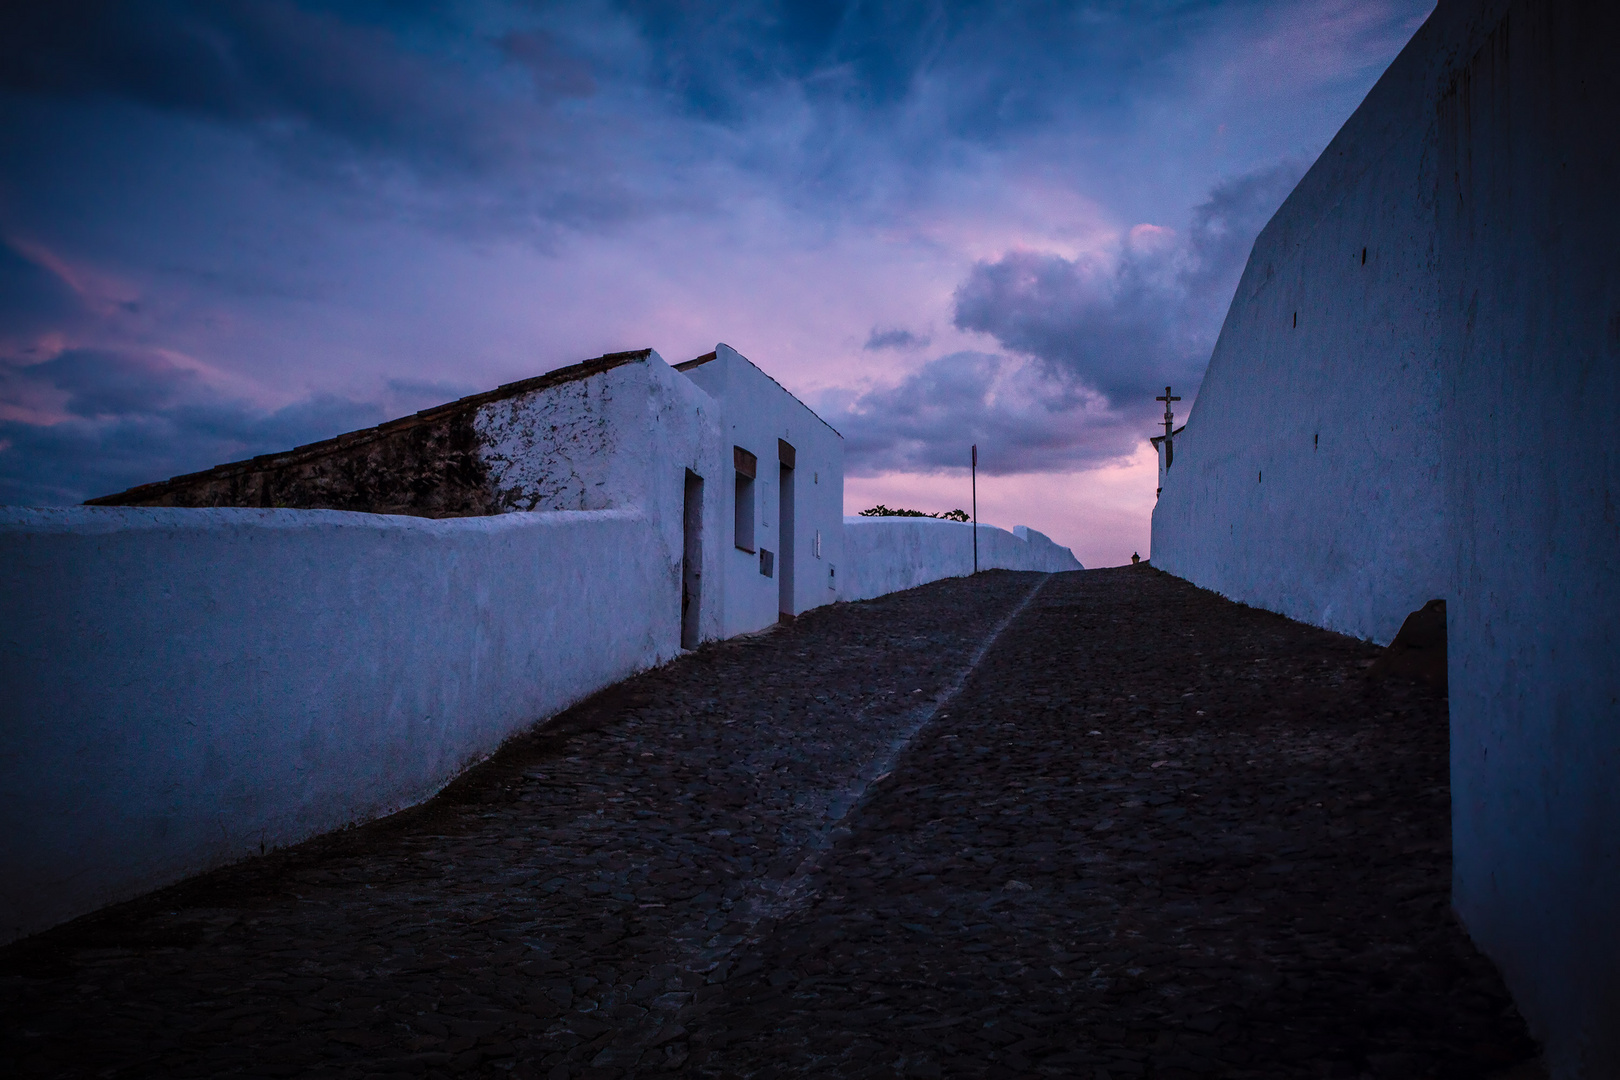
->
[1150,1,1620,1072]
[676,344,845,637]
[3,341,1079,945]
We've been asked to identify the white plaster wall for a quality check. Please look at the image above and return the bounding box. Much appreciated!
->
[1436,4,1620,1074]
[475,352,727,646]
[1148,0,1454,645]
[840,517,1081,602]
[0,505,684,944]
[475,364,628,512]
[1148,0,1620,1071]
[678,345,845,636]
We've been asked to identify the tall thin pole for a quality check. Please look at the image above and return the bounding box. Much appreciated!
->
[971,444,978,574]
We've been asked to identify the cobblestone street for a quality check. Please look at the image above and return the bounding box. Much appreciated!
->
[2,567,1538,1079]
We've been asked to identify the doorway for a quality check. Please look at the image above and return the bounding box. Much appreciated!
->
[682,470,703,649]
[778,440,796,619]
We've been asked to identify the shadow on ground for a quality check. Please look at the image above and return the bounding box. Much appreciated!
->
[1,568,1538,1079]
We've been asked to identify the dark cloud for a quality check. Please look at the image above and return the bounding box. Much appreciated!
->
[0,349,385,505]
[30,348,200,418]
[0,1,1376,241]
[826,351,1135,476]
[382,377,481,412]
[1,2,531,163]
[0,1,638,236]
[0,0,1422,506]
[1180,161,1309,322]
[621,0,1201,134]
[864,326,929,351]
[952,162,1302,406]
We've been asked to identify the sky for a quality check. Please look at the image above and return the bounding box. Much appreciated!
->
[0,0,1433,567]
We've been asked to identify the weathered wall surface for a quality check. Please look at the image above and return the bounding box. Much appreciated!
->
[840,517,1081,603]
[1148,0,1457,645]
[1150,0,1619,1072]
[88,352,651,517]
[0,344,1089,947]
[0,506,678,944]
[1437,5,1620,1075]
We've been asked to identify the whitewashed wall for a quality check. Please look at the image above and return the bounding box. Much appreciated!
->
[840,517,1081,602]
[472,352,727,646]
[679,345,845,636]
[0,506,678,944]
[1437,4,1620,1076]
[1148,0,1449,645]
[0,345,1081,949]
[1149,0,1620,1073]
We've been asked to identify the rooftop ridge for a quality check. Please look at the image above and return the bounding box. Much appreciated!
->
[87,349,651,506]
[673,351,716,372]
[707,343,843,440]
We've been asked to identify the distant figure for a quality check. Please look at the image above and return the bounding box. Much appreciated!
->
[1131,552,1141,564]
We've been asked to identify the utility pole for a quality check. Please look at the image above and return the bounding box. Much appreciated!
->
[971,444,978,574]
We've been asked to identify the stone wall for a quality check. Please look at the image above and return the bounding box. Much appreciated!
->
[1147,2,1454,644]
[1437,4,1620,1073]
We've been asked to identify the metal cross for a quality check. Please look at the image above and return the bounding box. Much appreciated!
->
[1155,386,1181,440]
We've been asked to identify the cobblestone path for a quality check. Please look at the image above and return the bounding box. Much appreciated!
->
[2,568,1537,1079]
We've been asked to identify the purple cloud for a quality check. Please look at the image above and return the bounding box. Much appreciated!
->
[827,351,1134,477]
[864,326,930,351]
[953,163,1303,406]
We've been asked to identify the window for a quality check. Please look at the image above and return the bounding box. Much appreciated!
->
[733,446,756,552]
[759,548,774,577]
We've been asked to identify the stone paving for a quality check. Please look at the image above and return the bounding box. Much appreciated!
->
[1,567,1539,1079]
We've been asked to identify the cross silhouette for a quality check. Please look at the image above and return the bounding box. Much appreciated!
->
[1155,386,1181,440]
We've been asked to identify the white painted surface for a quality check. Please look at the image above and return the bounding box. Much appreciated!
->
[1150,1,1620,1072]
[1148,0,1449,645]
[841,516,1081,602]
[0,505,678,944]
[1436,4,1620,1075]
[475,352,727,645]
[679,345,845,636]
[0,343,986,945]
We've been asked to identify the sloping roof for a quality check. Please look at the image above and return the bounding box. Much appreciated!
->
[87,349,651,506]
[673,351,716,372]
[678,344,842,439]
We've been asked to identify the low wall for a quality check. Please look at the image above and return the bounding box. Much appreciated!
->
[0,504,1077,944]
[0,505,676,944]
[840,517,1081,602]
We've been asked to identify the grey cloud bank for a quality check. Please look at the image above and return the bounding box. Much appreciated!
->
[952,163,1302,404]
[0,347,388,505]
[836,164,1301,476]
[829,351,1128,476]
